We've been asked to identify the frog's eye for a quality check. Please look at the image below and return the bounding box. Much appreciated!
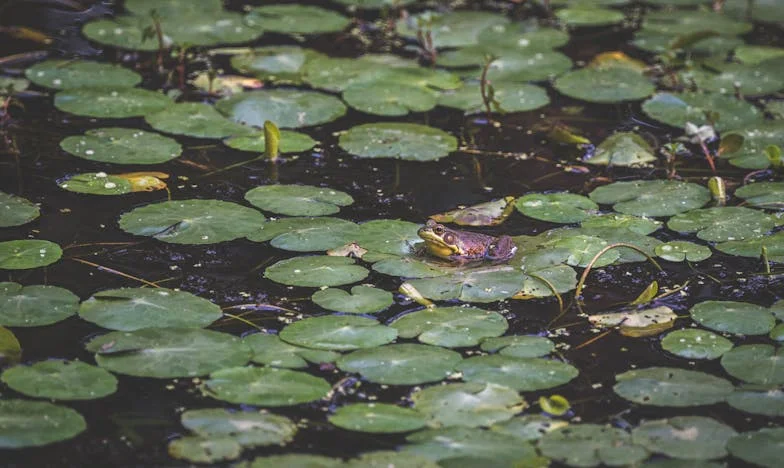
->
[443,233,455,244]
[433,225,445,235]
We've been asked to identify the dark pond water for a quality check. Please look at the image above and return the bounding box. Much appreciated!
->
[1,0,783,466]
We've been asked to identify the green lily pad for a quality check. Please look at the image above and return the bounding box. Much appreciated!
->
[229,46,322,84]
[667,206,781,242]
[86,328,251,378]
[589,180,710,217]
[311,286,393,314]
[240,454,342,467]
[439,82,550,115]
[371,257,449,279]
[180,408,296,447]
[346,451,440,468]
[0,192,39,227]
[390,306,508,348]
[475,51,573,83]
[727,388,784,417]
[405,265,526,303]
[0,240,62,270]
[264,256,368,287]
[224,130,317,154]
[82,17,164,51]
[302,54,402,92]
[215,89,346,128]
[613,367,733,406]
[279,315,397,351]
[158,12,262,46]
[716,230,784,262]
[538,226,662,264]
[339,122,458,162]
[728,427,784,468]
[538,424,649,467]
[491,415,568,441]
[690,300,775,336]
[480,335,555,358]
[337,343,461,385]
[333,0,417,7]
[119,199,265,244]
[721,344,784,385]
[633,30,742,55]
[689,58,784,97]
[0,326,21,366]
[557,7,626,27]
[0,282,78,327]
[247,217,359,252]
[0,399,86,448]
[245,184,353,217]
[1,360,117,400]
[145,102,250,139]
[766,100,784,119]
[354,219,422,256]
[78,287,222,331]
[342,82,437,116]
[397,11,509,49]
[246,5,349,35]
[772,300,784,320]
[58,173,132,195]
[54,87,171,118]
[735,182,784,210]
[123,0,224,16]
[655,241,712,262]
[403,427,537,463]
[329,403,427,433]
[771,323,784,341]
[632,416,735,460]
[59,127,182,164]
[661,329,733,359]
[642,9,752,37]
[477,21,569,50]
[541,234,620,267]
[168,436,241,464]
[457,355,578,391]
[0,76,29,94]
[515,192,598,223]
[411,381,523,428]
[588,132,657,166]
[580,213,661,235]
[719,121,784,169]
[25,60,141,90]
[554,67,655,103]
[203,366,330,406]
[244,333,339,369]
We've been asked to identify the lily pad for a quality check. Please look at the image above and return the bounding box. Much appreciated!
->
[716,231,784,262]
[721,344,784,385]
[245,184,353,217]
[158,12,262,46]
[557,7,626,27]
[346,451,440,468]
[0,240,62,270]
[329,403,427,433]
[224,130,317,154]
[311,286,393,314]
[477,21,570,50]
[735,182,784,210]
[145,102,250,139]
[1,360,117,400]
[661,329,733,359]
[480,335,555,358]
[613,367,733,406]
[718,121,784,169]
[180,408,296,447]
[554,67,655,103]
[339,122,458,162]
[0,399,86,448]
[728,427,784,468]
[302,54,406,92]
[203,366,330,406]
[123,0,224,16]
[241,454,342,467]
[430,197,516,227]
[642,92,763,133]
[404,427,538,464]
[215,89,347,128]
[515,192,598,223]
[538,424,649,467]
[457,355,578,391]
[589,180,710,217]
[342,82,437,116]
[580,213,661,235]
[336,343,461,385]
[264,256,368,287]
[655,241,712,262]
[82,17,164,51]
[60,128,182,165]
[54,87,171,118]
[396,11,509,49]
[119,199,265,244]
[411,381,523,428]
[588,132,657,166]
[641,9,752,37]
[0,282,78,327]
[371,257,449,279]
[667,206,781,242]
[0,326,21,366]
[58,172,132,195]
[690,301,775,336]
[168,436,241,464]
[632,416,735,460]
[244,333,339,369]
[481,51,574,83]
[279,315,397,351]
[246,5,349,35]
[78,287,221,331]
[353,219,421,256]
[247,217,359,252]
[405,265,526,303]
[0,76,29,94]
[0,192,39,227]
[25,60,141,90]
[390,306,508,348]
[86,328,251,378]
[688,58,784,97]
[727,388,784,417]
[229,46,322,84]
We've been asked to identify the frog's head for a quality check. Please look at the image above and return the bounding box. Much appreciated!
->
[418,219,461,258]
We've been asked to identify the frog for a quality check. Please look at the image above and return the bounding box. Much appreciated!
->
[417,219,517,264]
